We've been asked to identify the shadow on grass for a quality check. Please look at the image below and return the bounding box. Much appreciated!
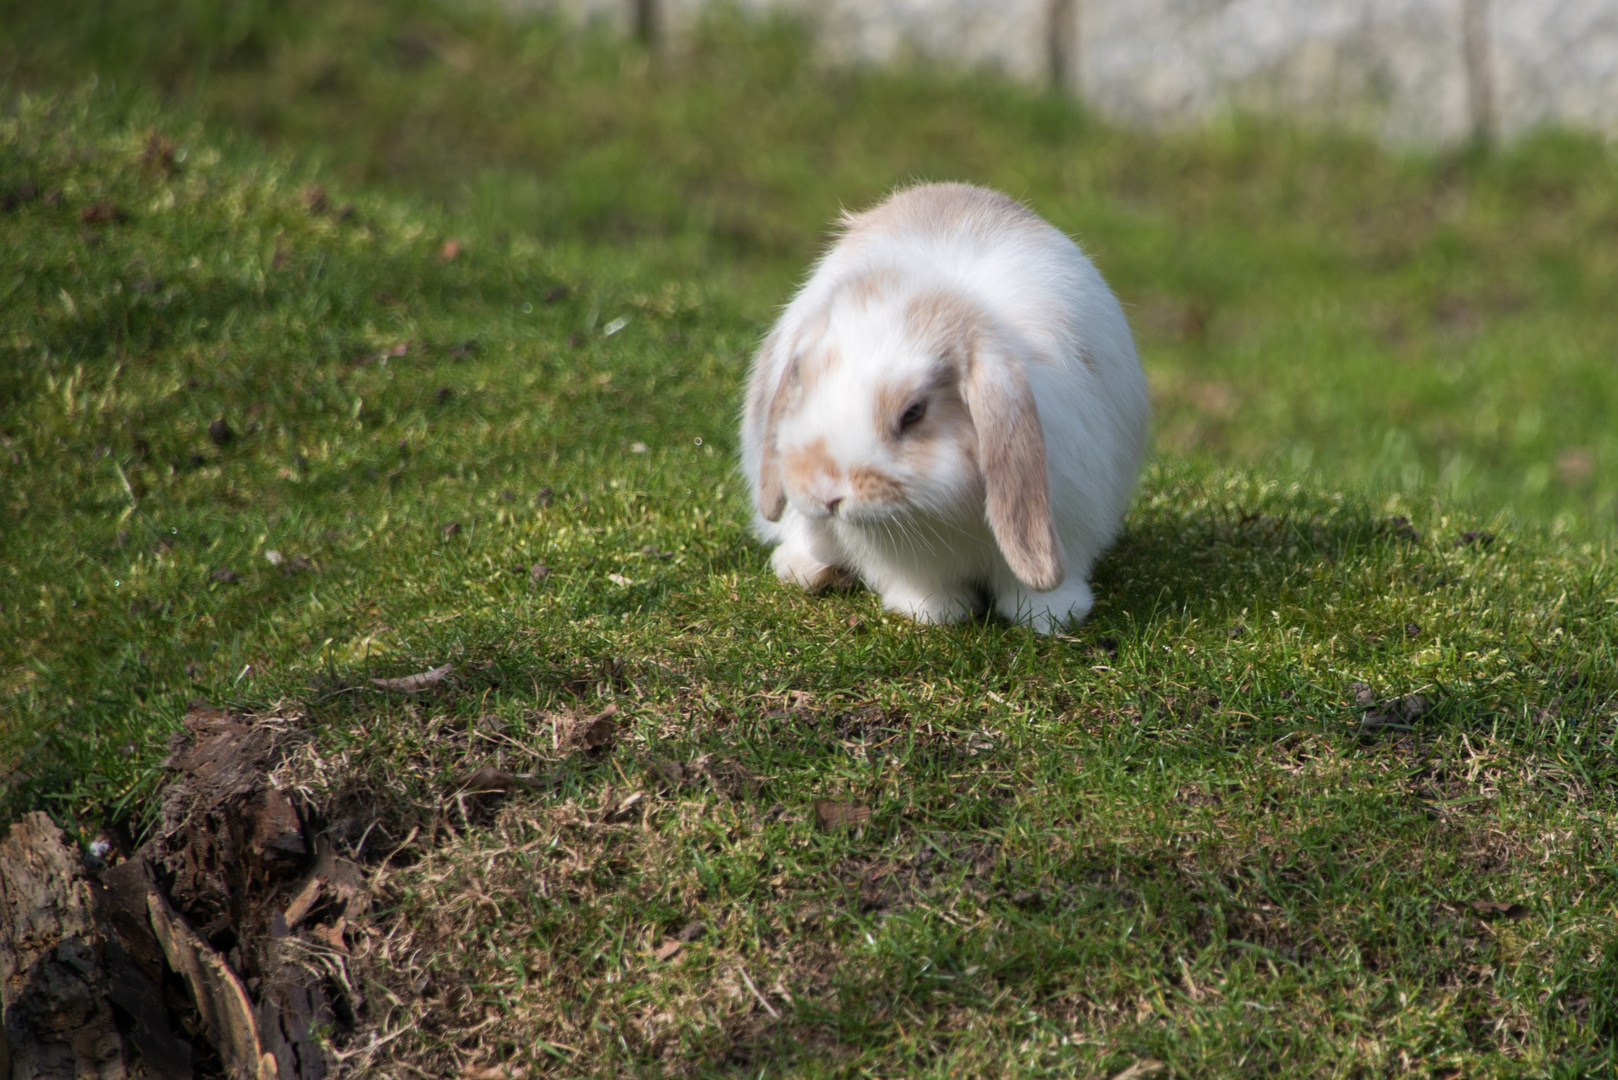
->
[1093,497,1411,628]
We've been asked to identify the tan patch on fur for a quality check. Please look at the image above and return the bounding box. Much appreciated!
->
[783,302,839,394]
[783,437,842,495]
[904,290,982,362]
[848,466,902,503]
[845,266,903,307]
[796,342,839,394]
[794,304,832,356]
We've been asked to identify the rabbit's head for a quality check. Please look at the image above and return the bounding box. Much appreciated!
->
[751,271,1065,591]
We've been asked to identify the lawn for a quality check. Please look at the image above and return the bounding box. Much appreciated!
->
[2,2,1617,1076]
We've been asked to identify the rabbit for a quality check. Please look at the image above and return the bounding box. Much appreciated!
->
[740,182,1149,634]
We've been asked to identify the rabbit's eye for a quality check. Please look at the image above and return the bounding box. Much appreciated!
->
[899,400,927,432]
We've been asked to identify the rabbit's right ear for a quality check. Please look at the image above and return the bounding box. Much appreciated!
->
[962,333,1065,592]
[746,329,793,522]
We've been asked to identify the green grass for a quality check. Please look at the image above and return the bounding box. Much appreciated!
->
[3,3,1618,1076]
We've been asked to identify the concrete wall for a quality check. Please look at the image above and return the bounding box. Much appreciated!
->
[525,0,1618,144]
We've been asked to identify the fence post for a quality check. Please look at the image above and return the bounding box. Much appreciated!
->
[1461,0,1496,144]
[1047,0,1079,93]
[632,0,660,48]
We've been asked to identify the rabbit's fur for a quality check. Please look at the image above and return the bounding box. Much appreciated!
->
[741,183,1148,633]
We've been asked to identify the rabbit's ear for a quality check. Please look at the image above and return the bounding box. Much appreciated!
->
[747,330,795,523]
[963,334,1065,591]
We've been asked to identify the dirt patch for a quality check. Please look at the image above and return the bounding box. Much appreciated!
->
[1,695,764,1078]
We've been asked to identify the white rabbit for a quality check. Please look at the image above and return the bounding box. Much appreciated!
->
[741,183,1148,633]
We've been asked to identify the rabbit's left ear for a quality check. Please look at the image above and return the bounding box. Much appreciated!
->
[747,328,797,523]
[963,335,1065,591]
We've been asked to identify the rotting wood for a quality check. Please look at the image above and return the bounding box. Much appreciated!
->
[0,812,127,1080]
[145,886,278,1080]
[2,702,381,1080]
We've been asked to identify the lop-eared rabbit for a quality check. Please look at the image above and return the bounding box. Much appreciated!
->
[742,183,1148,633]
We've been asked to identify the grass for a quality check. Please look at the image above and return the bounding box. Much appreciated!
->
[3,2,1618,1075]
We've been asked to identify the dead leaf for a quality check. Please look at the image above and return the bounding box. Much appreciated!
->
[548,704,621,755]
[702,756,760,800]
[581,705,619,749]
[601,790,643,823]
[607,572,634,587]
[676,920,705,943]
[461,1067,527,1080]
[1557,447,1594,487]
[370,663,455,693]
[284,837,367,930]
[647,758,690,790]
[459,766,534,794]
[0,182,38,211]
[1397,693,1430,719]
[79,202,126,225]
[1383,515,1422,543]
[1112,1061,1166,1080]
[1358,689,1431,732]
[1468,900,1529,920]
[439,238,462,261]
[813,799,871,832]
[385,341,409,358]
[529,562,551,585]
[143,132,178,172]
[314,918,348,953]
[440,520,461,539]
[654,938,683,961]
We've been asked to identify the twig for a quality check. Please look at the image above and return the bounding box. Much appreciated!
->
[736,965,780,1019]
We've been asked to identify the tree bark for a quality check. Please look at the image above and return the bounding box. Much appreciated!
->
[0,812,128,1080]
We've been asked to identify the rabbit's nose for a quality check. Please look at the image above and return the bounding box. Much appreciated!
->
[807,473,844,514]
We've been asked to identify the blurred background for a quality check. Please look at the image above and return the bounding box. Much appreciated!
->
[552,0,1618,146]
[3,0,1615,532]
